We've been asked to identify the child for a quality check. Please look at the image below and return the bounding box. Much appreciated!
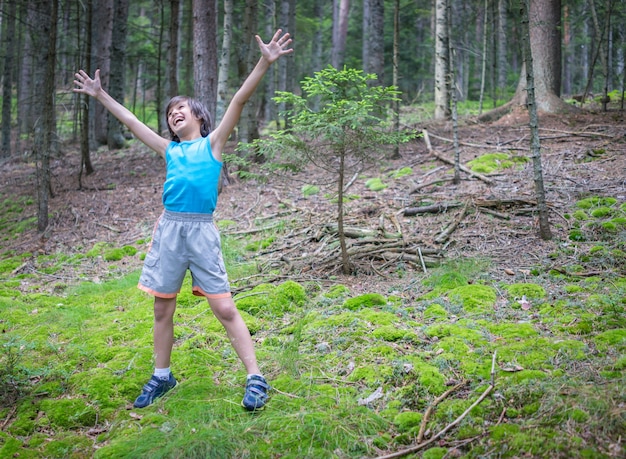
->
[73,30,293,411]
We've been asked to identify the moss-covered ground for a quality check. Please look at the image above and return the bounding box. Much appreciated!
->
[1,194,624,459]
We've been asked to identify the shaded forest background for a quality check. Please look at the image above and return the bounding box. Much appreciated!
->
[1,0,624,167]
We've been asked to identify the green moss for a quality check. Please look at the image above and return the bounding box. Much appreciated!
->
[372,326,416,342]
[40,398,98,428]
[564,284,585,293]
[425,271,468,291]
[103,248,125,262]
[504,283,546,300]
[425,322,485,344]
[324,284,350,299]
[487,323,538,339]
[245,235,275,251]
[86,242,109,258]
[393,411,422,433]
[422,447,449,459]
[449,285,497,313]
[358,309,398,326]
[590,207,613,218]
[423,303,448,319]
[593,329,626,350]
[389,167,413,179]
[216,219,237,230]
[301,184,320,196]
[365,177,387,191]
[234,280,306,316]
[576,196,617,209]
[490,423,521,440]
[569,229,586,241]
[467,152,528,173]
[572,210,589,220]
[610,217,626,226]
[343,293,387,310]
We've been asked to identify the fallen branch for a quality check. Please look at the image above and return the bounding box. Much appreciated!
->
[409,176,455,193]
[434,201,470,244]
[422,129,495,185]
[403,201,463,216]
[417,381,468,443]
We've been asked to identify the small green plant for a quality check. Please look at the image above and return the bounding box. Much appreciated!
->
[248,66,414,274]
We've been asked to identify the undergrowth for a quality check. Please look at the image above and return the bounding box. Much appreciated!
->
[0,196,624,459]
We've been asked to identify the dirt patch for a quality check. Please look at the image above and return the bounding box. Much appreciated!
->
[2,108,625,294]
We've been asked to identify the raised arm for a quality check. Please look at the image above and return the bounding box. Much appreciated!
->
[209,30,293,160]
[73,69,170,158]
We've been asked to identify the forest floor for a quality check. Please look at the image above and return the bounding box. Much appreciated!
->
[2,105,625,295]
[1,103,625,459]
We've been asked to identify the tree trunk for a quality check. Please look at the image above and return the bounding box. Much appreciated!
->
[363,0,384,85]
[107,0,130,150]
[520,0,552,241]
[434,0,450,119]
[92,0,114,145]
[216,0,233,124]
[238,0,258,146]
[80,0,95,181]
[337,145,351,275]
[17,1,34,148]
[391,0,400,159]
[1,0,16,157]
[497,0,508,91]
[529,0,563,112]
[33,0,58,233]
[279,0,296,131]
[193,0,218,124]
[262,0,276,123]
[331,0,350,69]
[167,0,181,100]
[480,0,574,121]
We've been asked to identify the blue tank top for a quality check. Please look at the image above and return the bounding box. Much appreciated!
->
[162,136,222,214]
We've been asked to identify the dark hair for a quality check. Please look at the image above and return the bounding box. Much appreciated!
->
[165,96,213,142]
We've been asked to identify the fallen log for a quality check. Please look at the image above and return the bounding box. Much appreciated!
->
[403,201,463,216]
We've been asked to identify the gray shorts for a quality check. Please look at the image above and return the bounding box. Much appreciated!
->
[138,210,231,299]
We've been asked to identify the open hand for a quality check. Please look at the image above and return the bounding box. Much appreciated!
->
[73,69,102,98]
[255,29,293,64]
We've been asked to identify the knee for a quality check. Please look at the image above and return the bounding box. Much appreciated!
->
[154,297,176,323]
[210,299,239,323]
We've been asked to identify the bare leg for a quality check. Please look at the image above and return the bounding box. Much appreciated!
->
[153,296,177,368]
[207,296,260,375]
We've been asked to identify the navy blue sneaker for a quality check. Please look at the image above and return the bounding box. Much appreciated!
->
[133,374,177,408]
[241,375,270,411]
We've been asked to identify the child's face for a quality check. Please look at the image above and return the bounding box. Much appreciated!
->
[167,100,201,139]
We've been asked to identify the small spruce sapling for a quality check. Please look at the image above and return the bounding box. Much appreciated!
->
[249,66,413,274]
